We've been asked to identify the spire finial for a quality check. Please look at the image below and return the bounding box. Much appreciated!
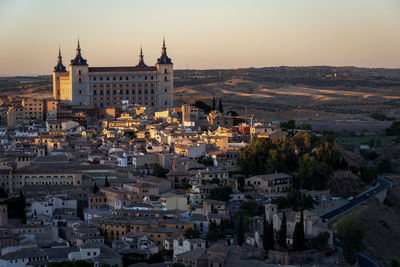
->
[140,45,143,56]
[161,37,167,55]
[76,38,81,56]
[58,44,61,57]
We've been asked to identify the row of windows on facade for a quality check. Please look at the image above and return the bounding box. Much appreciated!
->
[92,83,155,89]
[77,70,160,81]
[91,75,156,81]
[79,76,168,84]
[90,88,159,95]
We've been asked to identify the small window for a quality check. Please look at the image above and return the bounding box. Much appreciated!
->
[79,70,81,75]
[79,78,81,83]
[94,77,96,81]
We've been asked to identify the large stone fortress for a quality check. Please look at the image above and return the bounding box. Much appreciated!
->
[53,38,173,109]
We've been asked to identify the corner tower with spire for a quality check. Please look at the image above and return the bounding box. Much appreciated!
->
[68,39,91,105]
[156,37,174,108]
[53,46,67,99]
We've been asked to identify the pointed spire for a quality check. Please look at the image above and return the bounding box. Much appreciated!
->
[161,37,167,55]
[137,45,147,67]
[54,45,66,72]
[157,37,172,65]
[71,38,88,66]
[76,38,81,56]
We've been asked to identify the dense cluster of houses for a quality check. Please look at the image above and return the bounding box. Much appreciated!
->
[0,96,331,266]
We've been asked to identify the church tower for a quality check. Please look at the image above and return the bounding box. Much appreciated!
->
[69,39,91,106]
[52,47,66,100]
[156,37,173,108]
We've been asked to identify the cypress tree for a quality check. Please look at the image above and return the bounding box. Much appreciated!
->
[218,98,223,114]
[212,97,216,111]
[292,221,301,250]
[93,182,99,194]
[299,210,305,250]
[237,213,245,246]
[263,214,268,251]
[268,219,274,249]
[293,210,306,251]
[278,212,287,249]
[104,176,110,187]
[263,215,275,251]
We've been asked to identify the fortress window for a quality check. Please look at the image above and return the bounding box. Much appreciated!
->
[164,76,167,81]
[79,70,81,75]
[165,88,167,93]
[107,77,109,81]
[120,77,122,80]
[164,69,167,74]
[145,76,147,80]
[165,101,167,105]
[100,77,103,81]
[79,78,82,83]
[126,77,128,80]
[94,77,96,81]
[113,77,116,80]
[151,76,153,80]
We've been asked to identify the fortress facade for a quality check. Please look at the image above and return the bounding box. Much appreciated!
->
[52,39,173,109]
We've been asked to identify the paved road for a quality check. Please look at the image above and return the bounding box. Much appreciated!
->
[321,176,393,222]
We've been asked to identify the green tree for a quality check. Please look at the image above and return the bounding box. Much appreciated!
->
[376,158,392,174]
[337,218,364,265]
[240,200,258,217]
[292,210,305,251]
[153,164,168,178]
[386,121,400,136]
[278,213,287,249]
[313,231,330,249]
[392,259,400,267]
[209,186,232,202]
[194,100,212,114]
[218,98,223,114]
[92,182,99,194]
[184,228,200,239]
[263,214,274,251]
[237,213,245,246]
[212,97,216,110]
[104,176,110,187]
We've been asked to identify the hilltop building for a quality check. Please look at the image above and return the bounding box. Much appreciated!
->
[53,38,173,109]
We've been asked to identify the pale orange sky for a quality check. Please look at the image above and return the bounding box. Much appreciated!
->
[0,0,400,76]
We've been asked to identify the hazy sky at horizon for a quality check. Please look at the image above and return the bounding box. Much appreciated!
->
[0,0,399,75]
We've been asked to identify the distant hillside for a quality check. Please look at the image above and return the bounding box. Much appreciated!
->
[1,66,400,123]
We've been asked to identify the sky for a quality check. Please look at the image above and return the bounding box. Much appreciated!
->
[0,0,399,76]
